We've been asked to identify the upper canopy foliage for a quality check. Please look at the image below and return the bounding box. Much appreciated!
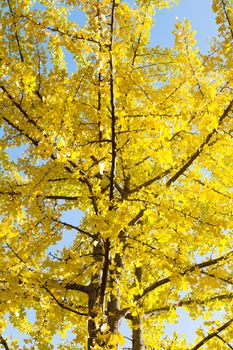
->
[0,0,233,349]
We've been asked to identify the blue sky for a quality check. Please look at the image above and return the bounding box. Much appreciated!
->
[2,0,220,348]
[151,0,218,50]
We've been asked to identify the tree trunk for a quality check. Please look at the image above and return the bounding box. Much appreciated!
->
[87,240,103,349]
[132,266,145,350]
[108,252,122,333]
[87,283,99,350]
[132,316,145,350]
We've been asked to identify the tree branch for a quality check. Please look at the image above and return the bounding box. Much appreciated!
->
[144,293,233,316]
[100,238,110,307]
[128,209,146,226]
[21,14,101,45]
[140,250,232,299]
[2,116,39,146]
[166,98,233,186]
[191,318,233,350]
[200,270,233,286]
[216,334,233,349]
[0,191,78,201]
[0,335,9,350]
[1,85,42,131]
[79,169,99,215]
[43,285,88,316]
[129,168,172,194]
[44,195,79,200]
[52,218,95,239]
[6,0,24,62]
[193,178,232,199]
[221,0,233,40]
[65,282,89,294]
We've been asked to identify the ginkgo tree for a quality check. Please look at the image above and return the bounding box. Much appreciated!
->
[0,0,233,349]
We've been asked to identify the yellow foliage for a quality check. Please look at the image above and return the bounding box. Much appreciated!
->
[0,0,232,349]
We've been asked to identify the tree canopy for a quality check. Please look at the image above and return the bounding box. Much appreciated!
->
[0,0,233,349]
